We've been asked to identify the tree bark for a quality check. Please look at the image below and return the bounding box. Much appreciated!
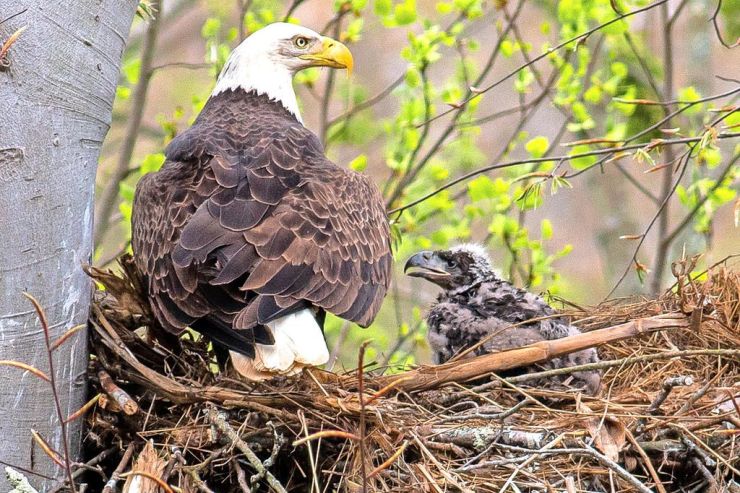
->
[0,1,137,491]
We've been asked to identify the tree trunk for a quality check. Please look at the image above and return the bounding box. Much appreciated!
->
[0,1,137,491]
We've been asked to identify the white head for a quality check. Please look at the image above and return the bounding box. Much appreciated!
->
[212,23,353,122]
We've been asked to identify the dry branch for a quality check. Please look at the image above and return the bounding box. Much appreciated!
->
[369,313,688,392]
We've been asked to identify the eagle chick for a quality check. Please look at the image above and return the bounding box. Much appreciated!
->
[405,244,601,395]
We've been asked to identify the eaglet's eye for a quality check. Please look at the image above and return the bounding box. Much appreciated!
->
[294,36,309,48]
[447,259,458,268]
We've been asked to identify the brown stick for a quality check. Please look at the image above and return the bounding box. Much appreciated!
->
[102,443,135,493]
[369,313,688,393]
[98,369,139,415]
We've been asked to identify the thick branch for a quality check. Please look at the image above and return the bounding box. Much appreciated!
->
[94,1,162,245]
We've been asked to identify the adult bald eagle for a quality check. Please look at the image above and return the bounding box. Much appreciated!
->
[132,23,392,381]
[405,245,600,395]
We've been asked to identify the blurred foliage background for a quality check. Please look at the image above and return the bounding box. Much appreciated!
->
[95,0,739,370]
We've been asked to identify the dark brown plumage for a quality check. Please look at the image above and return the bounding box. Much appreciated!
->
[132,89,392,366]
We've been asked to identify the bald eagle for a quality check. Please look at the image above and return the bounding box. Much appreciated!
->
[132,23,392,381]
[405,245,601,395]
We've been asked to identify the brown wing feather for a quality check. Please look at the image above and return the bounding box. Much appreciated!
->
[132,90,391,354]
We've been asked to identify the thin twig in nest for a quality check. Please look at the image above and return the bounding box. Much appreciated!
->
[207,406,287,493]
[102,443,135,493]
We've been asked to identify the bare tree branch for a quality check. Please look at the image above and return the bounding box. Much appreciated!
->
[95,0,162,246]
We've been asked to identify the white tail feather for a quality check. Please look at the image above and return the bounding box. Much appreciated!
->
[230,309,329,381]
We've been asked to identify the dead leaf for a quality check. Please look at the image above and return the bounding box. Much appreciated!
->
[578,402,626,462]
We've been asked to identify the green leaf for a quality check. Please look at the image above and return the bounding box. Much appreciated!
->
[374,0,392,15]
[501,39,515,57]
[467,175,497,201]
[348,154,368,172]
[140,153,165,174]
[436,1,452,14]
[525,136,549,158]
[394,0,417,25]
[570,144,598,170]
[541,219,553,240]
[201,17,221,39]
[583,85,602,104]
[679,86,704,115]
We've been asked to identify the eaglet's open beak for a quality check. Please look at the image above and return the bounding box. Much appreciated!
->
[299,36,353,75]
[404,251,451,283]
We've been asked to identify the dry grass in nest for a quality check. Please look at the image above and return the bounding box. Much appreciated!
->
[76,255,739,492]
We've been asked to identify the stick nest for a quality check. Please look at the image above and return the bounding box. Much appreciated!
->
[81,256,739,492]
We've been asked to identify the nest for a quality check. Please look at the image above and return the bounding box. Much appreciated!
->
[79,256,739,493]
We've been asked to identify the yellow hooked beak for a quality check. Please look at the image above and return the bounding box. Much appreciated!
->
[299,36,353,76]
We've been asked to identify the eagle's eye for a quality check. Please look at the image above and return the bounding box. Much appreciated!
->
[294,36,309,48]
[447,259,458,268]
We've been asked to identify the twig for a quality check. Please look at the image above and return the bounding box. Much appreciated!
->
[237,0,253,41]
[326,320,350,371]
[187,466,217,493]
[207,406,287,493]
[149,61,211,72]
[649,1,678,294]
[0,460,54,482]
[367,441,408,479]
[499,348,738,388]
[65,394,101,424]
[648,375,694,414]
[30,430,65,468]
[385,0,526,207]
[711,0,739,48]
[248,422,285,491]
[50,324,86,351]
[681,435,717,468]
[495,443,654,493]
[677,380,714,415]
[326,73,405,128]
[0,360,50,382]
[102,443,135,493]
[439,398,534,423]
[318,12,343,144]
[357,340,371,493]
[625,429,668,493]
[497,434,565,493]
[292,430,360,446]
[608,146,693,298]
[282,0,306,21]
[0,8,27,25]
[24,294,76,493]
[234,461,250,493]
